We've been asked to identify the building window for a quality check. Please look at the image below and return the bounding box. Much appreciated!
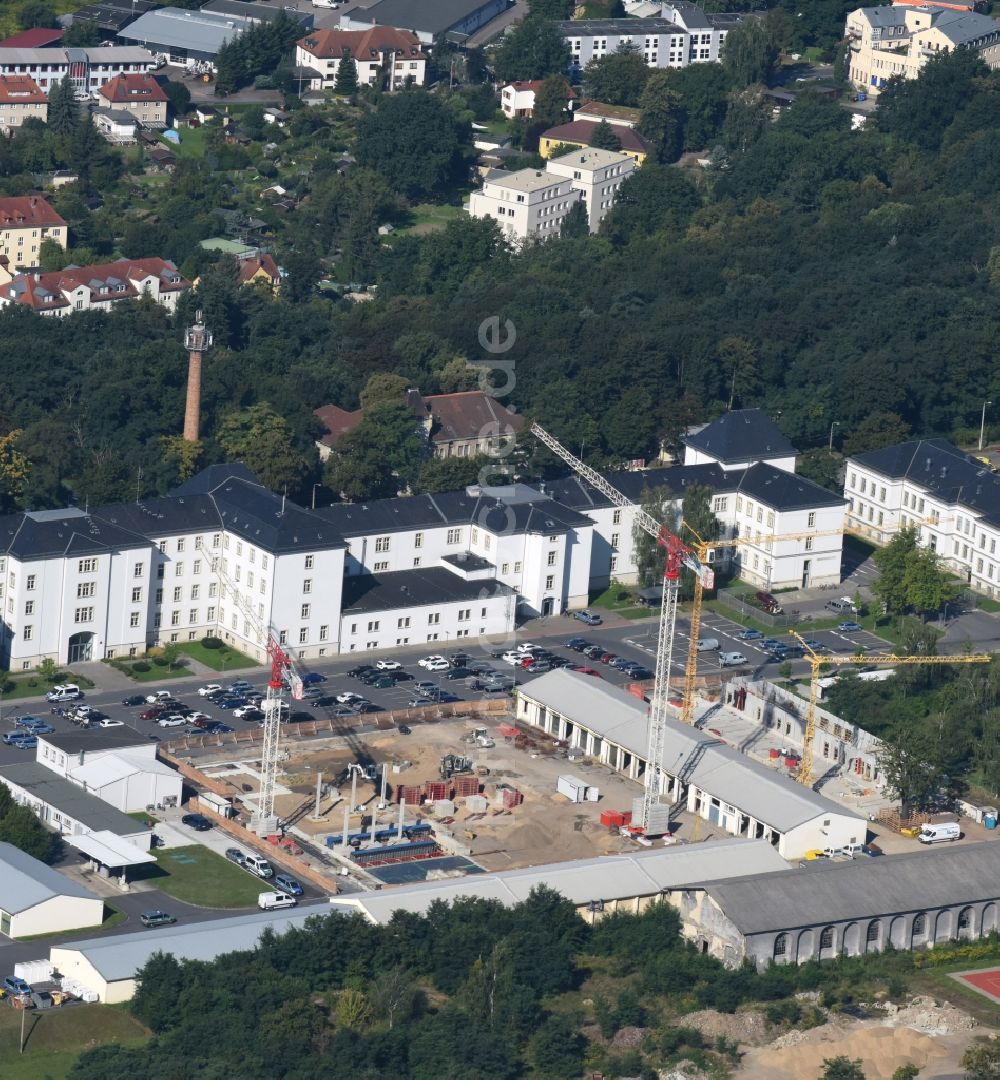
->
[22,625,32,640]
[319,624,328,641]
[397,617,411,628]
[77,582,95,598]
[193,559,201,575]
[236,541,243,556]
[207,606,216,621]
[375,536,390,553]
[447,529,463,544]
[819,926,834,949]
[279,629,287,645]
[130,612,140,627]
[189,608,198,623]
[773,933,788,958]
[208,582,217,598]
[611,533,620,548]
[912,913,926,935]
[807,512,816,528]
[159,541,167,554]
[367,620,380,632]
[301,603,311,619]
[414,532,423,549]
[866,920,880,942]
[299,627,308,644]
[170,610,179,626]
[547,551,557,566]
[191,584,200,600]
[305,554,314,569]
[805,537,813,551]
[74,607,94,623]
[134,562,144,578]
[262,555,268,570]
[176,538,186,552]
[514,561,522,573]
[25,574,34,590]
[78,558,97,573]
[303,579,312,594]
[374,561,389,572]
[212,533,221,547]
[545,575,554,589]
[173,587,182,602]
[428,612,440,625]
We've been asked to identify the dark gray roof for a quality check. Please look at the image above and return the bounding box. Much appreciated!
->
[850,438,1000,529]
[172,462,259,495]
[663,1,711,28]
[557,17,683,33]
[0,840,99,912]
[201,0,310,23]
[684,409,798,464]
[704,842,1000,934]
[734,463,846,513]
[349,0,503,35]
[39,729,149,755]
[341,566,513,614]
[0,761,148,836]
[0,508,151,560]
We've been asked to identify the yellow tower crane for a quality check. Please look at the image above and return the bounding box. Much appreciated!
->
[788,630,990,788]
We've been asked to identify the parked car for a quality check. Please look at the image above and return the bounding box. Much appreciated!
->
[445,668,473,681]
[205,722,233,734]
[413,681,436,693]
[243,854,273,878]
[98,718,124,728]
[301,672,327,685]
[501,651,521,666]
[516,643,539,655]
[14,715,42,729]
[273,873,304,896]
[198,684,222,697]
[418,655,446,669]
[422,659,450,672]
[121,695,146,707]
[573,610,602,625]
[145,690,172,704]
[737,628,763,641]
[140,707,165,721]
[301,687,324,700]
[838,621,863,632]
[756,591,783,615]
[310,696,337,708]
[140,910,176,928]
[225,848,246,866]
[574,667,602,678]
[397,723,412,735]
[583,645,605,660]
[526,661,551,673]
[157,716,187,728]
[216,696,245,709]
[347,666,374,679]
[626,667,652,680]
[332,708,357,719]
[375,659,401,671]
[181,813,212,831]
[336,691,361,705]
[447,652,473,668]
[8,734,35,749]
[46,684,81,702]
[760,639,783,652]
[23,722,54,735]
[407,696,432,707]
[563,638,589,650]
[3,976,30,996]
[3,732,30,745]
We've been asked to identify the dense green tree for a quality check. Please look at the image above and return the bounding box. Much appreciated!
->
[493,18,571,82]
[415,453,493,494]
[526,1015,586,1079]
[281,251,322,304]
[0,802,58,862]
[795,448,841,493]
[163,79,191,119]
[722,86,771,152]
[532,73,573,128]
[325,401,426,500]
[527,0,573,16]
[632,485,676,587]
[638,72,684,163]
[356,91,468,200]
[590,118,623,150]
[62,21,100,46]
[216,403,311,494]
[18,0,56,28]
[822,1057,867,1080]
[680,482,720,549]
[722,16,779,88]
[333,49,359,94]
[600,163,702,244]
[584,44,651,107]
[871,527,920,616]
[842,411,912,456]
[47,76,80,139]
[559,199,590,239]
[963,1040,1000,1080]
[214,9,302,94]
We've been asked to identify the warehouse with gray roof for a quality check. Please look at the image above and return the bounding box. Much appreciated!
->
[670,841,1000,969]
[516,669,867,860]
[0,841,104,938]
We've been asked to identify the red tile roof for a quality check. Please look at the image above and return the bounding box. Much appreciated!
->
[424,392,524,446]
[0,75,46,104]
[99,73,168,106]
[297,25,425,61]
[0,196,66,229]
[542,119,653,155]
[0,257,189,312]
[314,405,364,447]
[238,254,280,285]
[0,27,63,48]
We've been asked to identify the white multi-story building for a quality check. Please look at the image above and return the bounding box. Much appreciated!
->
[0,411,844,670]
[558,3,744,72]
[845,437,1000,598]
[0,46,155,95]
[467,167,581,241]
[295,26,426,91]
[545,147,635,233]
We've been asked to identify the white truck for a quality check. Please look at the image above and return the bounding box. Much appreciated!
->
[918,821,960,844]
[258,891,297,910]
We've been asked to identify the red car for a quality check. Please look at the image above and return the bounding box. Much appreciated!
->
[140,707,166,721]
[599,653,617,664]
[573,666,602,678]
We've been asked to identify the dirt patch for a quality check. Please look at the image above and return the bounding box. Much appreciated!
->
[681,1007,772,1047]
[733,996,985,1080]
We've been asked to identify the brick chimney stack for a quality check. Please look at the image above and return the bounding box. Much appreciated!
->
[182,312,212,442]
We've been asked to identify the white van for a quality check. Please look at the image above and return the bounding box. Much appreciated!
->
[258,891,297,910]
[918,821,960,844]
[46,684,81,702]
[696,638,720,652]
[243,854,274,878]
[719,651,748,667]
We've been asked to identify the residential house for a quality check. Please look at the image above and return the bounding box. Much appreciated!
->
[539,119,653,163]
[98,73,168,127]
[846,5,1000,93]
[545,147,636,233]
[0,75,46,134]
[194,105,218,123]
[92,107,138,143]
[500,78,575,119]
[295,26,426,91]
[237,253,280,291]
[467,167,582,241]
[573,100,642,128]
[0,46,154,95]
[148,145,177,171]
[0,257,190,316]
[844,437,1000,599]
[0,196,66,270]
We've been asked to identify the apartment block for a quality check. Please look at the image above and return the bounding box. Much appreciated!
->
[0,196,66,270]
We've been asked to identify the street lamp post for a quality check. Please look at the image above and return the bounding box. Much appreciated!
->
[980,401,993,451]
[829,420,840,452]
[311,484,321,511]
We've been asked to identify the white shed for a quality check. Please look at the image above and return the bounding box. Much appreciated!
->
[0,842,104,938]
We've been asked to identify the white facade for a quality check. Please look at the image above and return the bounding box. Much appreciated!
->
[0,47,155,94]
[7,891,104,938]
[845,439,1000,599]
[545,147,635,233]
[468,168,581,242]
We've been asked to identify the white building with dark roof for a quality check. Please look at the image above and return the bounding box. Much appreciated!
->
[0,841,104,938]
[845,436,1000,598]
[517,669,867,861]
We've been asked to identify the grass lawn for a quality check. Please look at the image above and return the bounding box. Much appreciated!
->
[397,203,465,236]
[133,845,263,908]
[171,126,208,159]
[1,672,95,701]
[589,584,656,620]
[112,662,188,683]
[0,1002,149,1079]
[975,595,1000,613]
[176,640,256,671]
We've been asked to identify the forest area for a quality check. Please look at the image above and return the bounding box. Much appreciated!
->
[64,887,974,1080]
[0,52,997,511]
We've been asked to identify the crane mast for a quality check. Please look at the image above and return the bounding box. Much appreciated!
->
[530,423,709,833]
[196,539,304,834]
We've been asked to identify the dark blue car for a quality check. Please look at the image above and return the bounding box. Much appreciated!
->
[301,672,327,686]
